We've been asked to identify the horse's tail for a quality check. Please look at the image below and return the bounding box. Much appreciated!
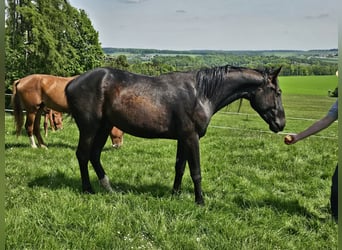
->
[11,79,24,136]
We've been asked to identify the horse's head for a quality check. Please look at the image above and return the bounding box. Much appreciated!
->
[249,67,285,133]
[52,111,63,130]
[110,127,124,149]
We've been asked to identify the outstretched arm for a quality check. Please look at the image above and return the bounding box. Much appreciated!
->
[285,114,336,145]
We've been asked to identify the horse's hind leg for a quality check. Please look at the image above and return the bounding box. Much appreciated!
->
[90,121,113,192]
[76,130,96,194]
[25,112,38,148]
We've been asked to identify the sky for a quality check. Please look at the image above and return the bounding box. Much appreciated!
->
[68,0,338,51]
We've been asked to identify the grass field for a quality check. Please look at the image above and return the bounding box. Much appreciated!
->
[5,76,338,249]
[279,75,337,96]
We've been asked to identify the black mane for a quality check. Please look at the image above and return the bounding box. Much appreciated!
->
[196,65,259,98]
[196,65,273,98]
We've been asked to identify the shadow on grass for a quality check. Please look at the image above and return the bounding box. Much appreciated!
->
[5,143,29,149]
[232,194,317,219]
[28,171,81,192]
[28,171,172,198]
[6,142,117,151]
[45,142,76,150]
[5,142,77,150]
[110,181,172,198]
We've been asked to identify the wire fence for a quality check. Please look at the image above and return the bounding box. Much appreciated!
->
[4,94,338,140]
[5,93,15,113]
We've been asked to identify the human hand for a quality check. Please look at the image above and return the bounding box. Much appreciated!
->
[284,134,296,145]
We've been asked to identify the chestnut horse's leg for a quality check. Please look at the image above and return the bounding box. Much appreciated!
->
[33,107,47,148]
[49,110,56,132]
[90,121,113,192]
[44,111,49,137]
[172,140,187,195]
[25,112,38,148]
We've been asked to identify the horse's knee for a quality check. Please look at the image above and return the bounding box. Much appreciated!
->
[76,148,89,164]
[191,173,202,183]
[89,151,101,165]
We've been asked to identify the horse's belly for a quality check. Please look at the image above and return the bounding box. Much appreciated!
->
[111,116,175,139]
[106,100,175,139]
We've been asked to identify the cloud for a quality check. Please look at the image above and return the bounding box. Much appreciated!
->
[305,13,329,20]
[176,10,187,14]
[120,0,146,4]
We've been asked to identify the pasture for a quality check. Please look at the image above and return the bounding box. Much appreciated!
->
[5,75,338,249]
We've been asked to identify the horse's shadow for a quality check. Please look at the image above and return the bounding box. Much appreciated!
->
[44,142,76,150]
[28,172,81,192]
[29,173,323,219]
[5,143,29,149]
[6,142,114,151]
[28,171,172,198]
[232,194,321,220]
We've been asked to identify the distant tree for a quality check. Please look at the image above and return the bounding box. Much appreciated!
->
[104,55,130,70]
[5,0,104,91]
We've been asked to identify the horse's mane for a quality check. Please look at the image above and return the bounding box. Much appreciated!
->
[196,65,268,98]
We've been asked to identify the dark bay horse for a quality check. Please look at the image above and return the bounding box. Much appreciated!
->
[65,65,286,204]
[12,74,124,148]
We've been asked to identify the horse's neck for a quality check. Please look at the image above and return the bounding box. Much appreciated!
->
[210,76,262,114]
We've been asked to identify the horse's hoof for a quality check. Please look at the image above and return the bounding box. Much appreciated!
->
[83,188,95,194]
[172,189,181,196]
[40,145,48,150]
[195,198,205,206]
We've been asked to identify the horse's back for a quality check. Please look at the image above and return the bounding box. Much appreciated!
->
[15,74,75,112]
[65,67,197,138]
[65,68,110,121]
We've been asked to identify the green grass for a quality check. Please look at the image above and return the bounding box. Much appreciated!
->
[5,76,338,249]
[279,75,337,96]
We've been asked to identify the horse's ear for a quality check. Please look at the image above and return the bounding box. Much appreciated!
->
[272,66,282,78]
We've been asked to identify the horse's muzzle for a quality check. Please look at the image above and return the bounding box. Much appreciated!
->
[269,118,285,133]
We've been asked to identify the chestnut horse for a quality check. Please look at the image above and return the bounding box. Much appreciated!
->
[65,65,285,204]
[42,110,123,147]
[12,74,124,148]
[109,127,124,148]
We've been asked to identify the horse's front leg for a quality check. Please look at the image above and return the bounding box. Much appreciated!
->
[172,140,187,195]
[34,107,47,148]
[90,122,114,193]
[185,133,204,205]
[43,112,49,137]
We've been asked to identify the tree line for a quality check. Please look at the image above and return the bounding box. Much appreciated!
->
[103,53,338,77]
[5,0,104,91]
[5,0,338,95]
